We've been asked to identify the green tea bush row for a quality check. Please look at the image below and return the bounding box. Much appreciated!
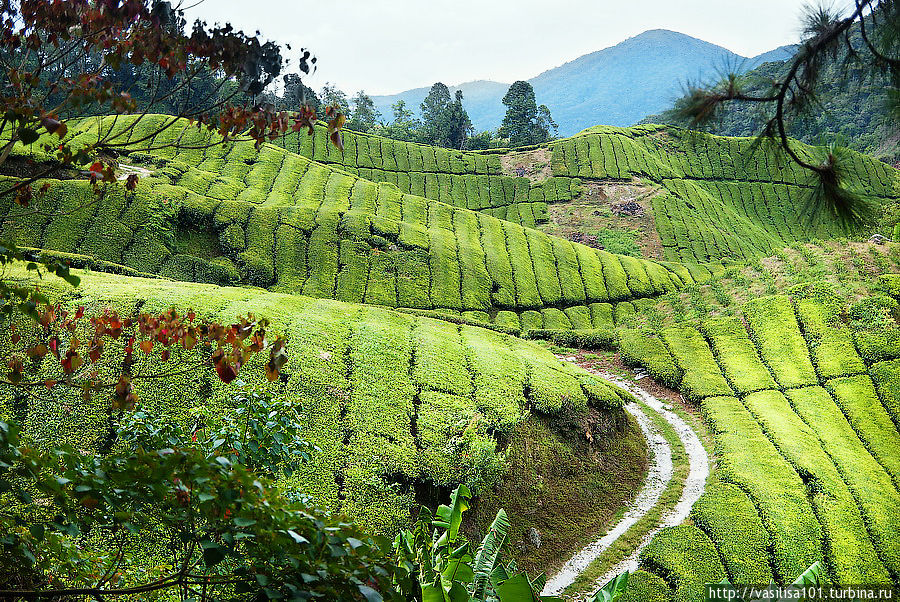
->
[786,386,900,577]
[744,390,890,583]
[701,317,777,394]
[700,394,823,582]
[1,266,631,537]
[660,326,733,402]
[826,376,900,488]
[639,525,726,602]
[690,480,773,584]
[744,296,819,388]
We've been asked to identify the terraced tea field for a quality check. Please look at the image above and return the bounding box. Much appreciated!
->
[610,288,900,598]
[2,111,899,601]
[0,115,702,321]
[274,125,581,228]
[549,125,900,263]
[0,266,639,537]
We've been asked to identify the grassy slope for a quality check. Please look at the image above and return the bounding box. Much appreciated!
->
[549,124,900,263]
[0,266,639,538]
[615,285,900,596]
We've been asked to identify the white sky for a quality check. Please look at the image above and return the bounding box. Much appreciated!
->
[184,0,817,95]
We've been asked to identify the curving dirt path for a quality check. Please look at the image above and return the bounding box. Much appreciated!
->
[541,368,709,598]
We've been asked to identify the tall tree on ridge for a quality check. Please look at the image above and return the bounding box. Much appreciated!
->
[348,90,381,132]
[383,99,422,142]
[420,82,452,146]
[320,82,350,113]
[283,73,320,113]
[500,81,555,147]
[445,90,474,149]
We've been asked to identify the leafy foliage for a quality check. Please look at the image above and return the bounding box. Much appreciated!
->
[420,83,475,149]
[0,414,399,600]
[392,484,558,601]
[499,81,555,147]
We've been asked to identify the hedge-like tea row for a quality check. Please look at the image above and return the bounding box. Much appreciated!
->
[743,389,890,583]
[0,266,631,536]
[700,317,777,394]
[639,525,726,602]
[744,296,819,388]
[826,375,900,490]
[3,115,697,318]
[785,386,900,579]
[689,480,773,584]
[700,393,824,583]
[549,125,900,263]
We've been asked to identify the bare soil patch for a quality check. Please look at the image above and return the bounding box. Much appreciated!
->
[499,147,553,181]
[541,180,666,260]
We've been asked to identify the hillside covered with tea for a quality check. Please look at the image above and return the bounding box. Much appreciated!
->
[2,109,899,601]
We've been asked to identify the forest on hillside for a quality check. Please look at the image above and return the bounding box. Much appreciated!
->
[644,16,899,164]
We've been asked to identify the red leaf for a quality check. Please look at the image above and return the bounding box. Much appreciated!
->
[125,173,139,191]
[214,360,237,384]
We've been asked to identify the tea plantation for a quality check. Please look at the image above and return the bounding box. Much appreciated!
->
[0,266,634,536]
[549,125,900,263]
[615,288,900,597]
[3,112,900,600]
[1,115,706,322]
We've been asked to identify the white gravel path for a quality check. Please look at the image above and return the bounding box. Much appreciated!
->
[541,368,710,598]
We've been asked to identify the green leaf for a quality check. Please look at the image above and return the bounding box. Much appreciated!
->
[791,561,823,587]
[422,584,445,602]
[201,541,227,567]
[357,585,383,602]
[590,571,629,602]
[234,516,257,527]
[495,573,538,602]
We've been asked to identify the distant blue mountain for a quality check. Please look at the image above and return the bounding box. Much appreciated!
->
[371,30,794,136]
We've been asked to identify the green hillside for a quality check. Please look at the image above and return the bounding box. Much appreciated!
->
[2,115,705,335]
[611,286,900,597]
[4,109,900,600]
[0,266,639,538]
[280,120,898,266]
[273,124,581,229]
[548,125,900,263]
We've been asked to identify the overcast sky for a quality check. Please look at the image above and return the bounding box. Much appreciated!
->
[184,0,816,96]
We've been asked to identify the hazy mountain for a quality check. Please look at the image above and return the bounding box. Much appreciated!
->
[371,29,793,136]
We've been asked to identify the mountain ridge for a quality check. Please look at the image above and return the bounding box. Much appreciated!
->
[371,29,794,136]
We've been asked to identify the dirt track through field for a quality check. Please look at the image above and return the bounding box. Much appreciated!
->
[541,368,709,598]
